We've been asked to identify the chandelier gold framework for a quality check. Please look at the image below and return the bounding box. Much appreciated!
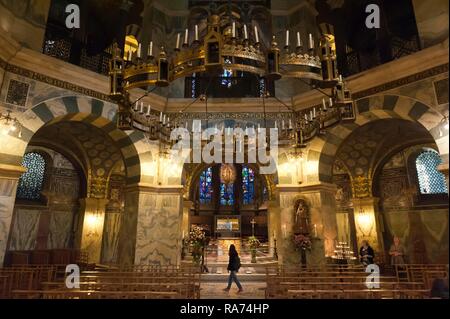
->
[108,14,356,149]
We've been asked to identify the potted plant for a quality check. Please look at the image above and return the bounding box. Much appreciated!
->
[293,234,312,267]
[248,236,260,263]
[188,225,206,266]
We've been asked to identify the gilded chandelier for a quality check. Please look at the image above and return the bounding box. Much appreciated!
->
[108,14,356,148]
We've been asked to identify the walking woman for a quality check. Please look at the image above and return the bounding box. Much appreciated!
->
[224,244,243,293]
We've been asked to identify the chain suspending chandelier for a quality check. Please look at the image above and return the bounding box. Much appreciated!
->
[108,14,356,149]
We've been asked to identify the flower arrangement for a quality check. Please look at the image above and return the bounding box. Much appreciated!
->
[188,225,207,265]
[247,236,261,250]
[293,234,312,251]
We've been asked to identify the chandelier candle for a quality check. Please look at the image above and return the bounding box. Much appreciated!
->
[286,30,290,47]
[244,24,248,39]
[254,25,259,43]
[309,33,314,49]
[176,34,181,49]
[184,29,189,45]
[147,41,154,57]
[297,31,302,48]
[146,105,151,117]
[137,43,142,58]
[322,98,327,111]
[139,101,144,114]
[195,25,199,42]
[232,22,236,38]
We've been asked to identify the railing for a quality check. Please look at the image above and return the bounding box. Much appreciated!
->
[341,34,421,77]
[42,26,112,76]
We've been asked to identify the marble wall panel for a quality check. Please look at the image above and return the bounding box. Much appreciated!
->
[47,211,74,249]
[0,178,18,263]
[101,212,122,264]
[8,208,40,251]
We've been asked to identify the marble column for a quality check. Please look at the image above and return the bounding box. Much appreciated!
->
[117,185,183,266]
[181,199,192,239]
[352,197,384,257]
[76,198,108,264]
[277,183,338,266]
[0,164,25,266]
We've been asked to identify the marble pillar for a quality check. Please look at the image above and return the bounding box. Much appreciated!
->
[118,185,183,266]
[181,200,192,239]
[352,197,384,256]
[267,200,280,258]
[277,183,338,266]
[77,198,108,264]
[0,164,25,266]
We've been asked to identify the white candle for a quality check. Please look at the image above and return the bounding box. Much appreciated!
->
[297,31,301,47]
[128,49,132,61]
[163,114,166,125]
[329,97,333,107]
[310,110,313,121]
[137,43,142,58]
[140,101,144,114]
[232,22,236,38]
[182,230,185,238]
[184,28,189,45]
[304,114,308,121]
[133,102,139,112]
[309,33,314,49]
[148,41,153,56]
[288,119,292,129]
[185,121,188,129]
[254,25,259,43]
[274,120,277,129]
[322,98,327,111]
[195,25,199,41]
[159,112,163,122]
[176,33,180,49]
[313,107,316,118]
[146,104,151,117]
[286,30,290,47]
[244,24,248,39]
[281,119,285,129]
[314,224,317,237]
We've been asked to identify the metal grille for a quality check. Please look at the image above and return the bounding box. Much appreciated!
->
[43,39,71,62]
[16,153,46,200]
[416,150,448,195]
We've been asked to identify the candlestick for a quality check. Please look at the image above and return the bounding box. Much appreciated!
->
[148,41,153,57]
[184,28,189,45]
[194,25,199,41]
[296,31,302,47]
[309,33,314,49]
[254,25,259,43]
[244,24,248,39]
[232,22,236,38]
[286,30,290,47]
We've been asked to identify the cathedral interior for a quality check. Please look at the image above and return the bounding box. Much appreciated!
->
[0,0,448,300]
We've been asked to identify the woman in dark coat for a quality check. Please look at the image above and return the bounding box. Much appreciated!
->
[224,244,243,292]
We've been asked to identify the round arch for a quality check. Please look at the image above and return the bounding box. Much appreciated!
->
[1,95,154,185]
[309,94,448,184]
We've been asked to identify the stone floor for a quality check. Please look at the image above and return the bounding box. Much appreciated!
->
[200,282,266,299]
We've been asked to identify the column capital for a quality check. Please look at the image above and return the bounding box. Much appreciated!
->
[0,164,26,179]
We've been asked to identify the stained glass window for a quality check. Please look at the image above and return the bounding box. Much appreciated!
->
[416,150,448,194]
[220,182,234,206]
[16,152,46,200]
[221,59,232,88]
[199,167,213,203]
[242,166,255,204]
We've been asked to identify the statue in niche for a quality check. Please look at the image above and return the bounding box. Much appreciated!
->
[293,199,310,235]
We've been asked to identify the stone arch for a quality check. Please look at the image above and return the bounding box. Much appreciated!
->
[1,95,154,185]
[309,94,447,183]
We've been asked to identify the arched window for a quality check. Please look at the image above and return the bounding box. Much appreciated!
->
[415,150,448,194]
[220,182,234,206]
[16,152,46,200]
[199,167,213,204]
[242,166,255,204]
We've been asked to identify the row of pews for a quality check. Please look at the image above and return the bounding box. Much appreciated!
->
[265,264,448,299]
[1,265,202,299]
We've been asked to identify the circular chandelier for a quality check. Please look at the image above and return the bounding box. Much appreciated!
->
[108,14,356,149]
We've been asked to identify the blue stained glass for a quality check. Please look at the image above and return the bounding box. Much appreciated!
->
[242,166,255,205]
[220,183,234,206]
[199,167,213,203]
[16,152,46,200]
[221,59,232,88]
[416,150,448,194]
